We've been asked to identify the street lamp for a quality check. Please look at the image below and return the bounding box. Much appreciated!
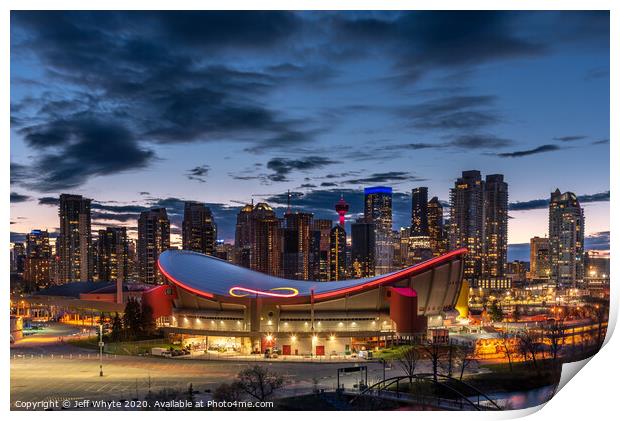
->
[98,323,104,377]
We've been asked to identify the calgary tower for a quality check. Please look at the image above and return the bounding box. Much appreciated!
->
[335,195,349,227]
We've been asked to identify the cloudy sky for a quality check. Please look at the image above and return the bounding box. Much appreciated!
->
[10,11,610,258]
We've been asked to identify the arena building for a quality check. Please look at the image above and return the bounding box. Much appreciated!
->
[157,248,467,356]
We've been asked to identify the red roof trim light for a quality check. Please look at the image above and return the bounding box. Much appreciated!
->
[157,259,214,299]
[313,248,467,300]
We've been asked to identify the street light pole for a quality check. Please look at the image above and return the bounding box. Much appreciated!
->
[98,323,104,377]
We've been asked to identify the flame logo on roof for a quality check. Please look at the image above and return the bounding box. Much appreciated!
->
[229,286,299,298]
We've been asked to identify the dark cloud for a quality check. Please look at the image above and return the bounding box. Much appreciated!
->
[335,12,546,73]
[299,183,316,188]
[321,182,338,187]
[266,156,340,182]
[16,116,155,191]
[10,11,320,191]
[497,144,559,158]
[509,190,609,211]
[38,196,60,206]
[186,165,209,183]
[450,134,513,149]
[10,192,31,203]
[592,139,609,145]
[343,171,425,186]
[585,231,610,250]
[396,95,499,131]
[553,135,587,142]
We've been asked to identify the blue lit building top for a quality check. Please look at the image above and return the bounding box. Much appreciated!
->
[364,186,392,195]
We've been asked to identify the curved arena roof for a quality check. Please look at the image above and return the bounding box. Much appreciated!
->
[158,248,467,302]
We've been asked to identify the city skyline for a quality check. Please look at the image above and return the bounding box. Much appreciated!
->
[10,11,610,257]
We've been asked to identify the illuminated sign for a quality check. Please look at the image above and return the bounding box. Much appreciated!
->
[229,286,299,298]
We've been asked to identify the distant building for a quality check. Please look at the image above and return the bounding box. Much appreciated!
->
[506,260,529,287]
[411,187,429,237]
[24,230,51,291]
[584,251,610,281]
[428,197,448,257]
[138,208,171,284]
[11,242,26,275]
[584,251,610,297]
[549,189,585,288]
[215,242,235,262]
[528,236,550,280]
[364,186,393,275]
[57,194,93,283]
[234,204,254,268]
[351,219,375,278]
[182,201,217,255]
[329,224,347,280]
[96,227,129,283]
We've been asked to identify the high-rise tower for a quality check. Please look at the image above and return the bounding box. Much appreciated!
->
[182,201,217,255]
[411,187,429,237]
[483,174,508,281]
[24,229,51,291]
[138,208,170,284]
[449,171,484,283]
[549,189,585,288]
[58,194,92,283]
[364,186,393,275]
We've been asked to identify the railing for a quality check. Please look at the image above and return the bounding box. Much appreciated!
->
[349,373,502,411]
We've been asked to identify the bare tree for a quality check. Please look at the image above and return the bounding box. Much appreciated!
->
[517,330,542,373]
[213,381,245,402]
[235,365,284,402]
[497,330,515,372]
[397,346,420,382]
[421,342,448,383]
[456,346,478,381]
[544,320,564,365]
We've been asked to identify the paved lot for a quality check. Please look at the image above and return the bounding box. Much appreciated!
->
[11,324,408,408]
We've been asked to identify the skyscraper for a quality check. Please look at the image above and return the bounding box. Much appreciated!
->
[234,204,254,268]
[283,212,313,280]
[483,174,508,280]
[96,227,129,283]
[351,219,375,278]
[138,208,170,284]
[329,224,347,280]
[411,187,429,236]
[250,202,282,276]
[549,189,585,288]
[57,194,92,283]
[23,230,51,291]
[11,242,25,275]
[182,201,217,255]
[428,197,447,257]
[450,171,485,283]
[364,186,393,275]
[311,219,332,281]
[528,236,550,280]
